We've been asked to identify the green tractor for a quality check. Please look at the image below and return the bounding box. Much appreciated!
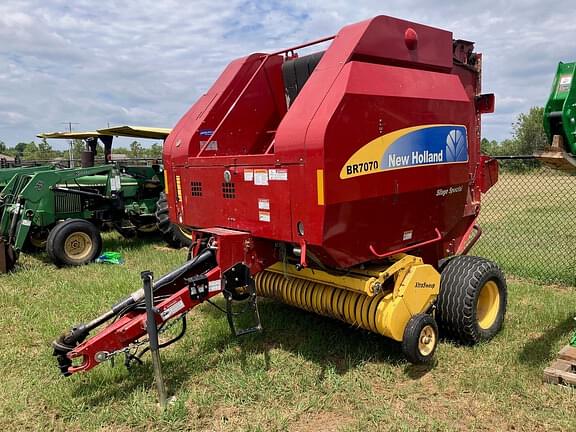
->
[0,126,191,273]
[536,61,576,170]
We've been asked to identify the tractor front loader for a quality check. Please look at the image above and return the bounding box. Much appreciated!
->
[0,162,163,272]
[54,15,507,375]
[0,165,56,191]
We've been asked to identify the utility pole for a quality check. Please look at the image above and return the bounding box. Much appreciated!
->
[61,122,79,167]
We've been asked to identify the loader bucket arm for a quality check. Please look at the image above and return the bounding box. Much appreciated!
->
[0,165,117,240]
[0,165,121,272]
[0,165,55,191]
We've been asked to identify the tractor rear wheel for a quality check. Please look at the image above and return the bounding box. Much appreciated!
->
[402,313,438,364]
[46,219,103,267]
[436,255,507,344]
[155,192,192,249]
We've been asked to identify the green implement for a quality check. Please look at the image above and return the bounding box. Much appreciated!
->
[0,165,55,191]
[543,62,576,154]
[0,164,163,272]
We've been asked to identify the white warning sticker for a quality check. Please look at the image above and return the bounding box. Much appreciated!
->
[254,169,269,186]
[244,169,254,182]
[208,279,221,292]
[403,230,413,241]
[258,198,270,210]
[259,211,271,222]
[200,140,218,150]
[559,75,572,92]
[268,169,288,181]
[160,299,185,321]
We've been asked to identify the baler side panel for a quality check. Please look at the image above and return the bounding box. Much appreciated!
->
[290,60,476,267]
[164,54,287,222]
[164,14,490,269]
[178,165,295,242]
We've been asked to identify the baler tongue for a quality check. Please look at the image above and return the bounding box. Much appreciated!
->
[0,238,16,273]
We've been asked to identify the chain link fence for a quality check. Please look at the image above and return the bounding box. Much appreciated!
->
[472,157,576,285]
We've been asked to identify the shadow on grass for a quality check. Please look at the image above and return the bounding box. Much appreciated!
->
[102,232,165,253]
[518,315,575,367]
[14,232,165,268]
[68,297,436,406]
[70,357,202,407]
[199,298,435,378]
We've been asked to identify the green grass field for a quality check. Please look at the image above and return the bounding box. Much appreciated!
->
[474,169,576,285]
[1,231,576,431]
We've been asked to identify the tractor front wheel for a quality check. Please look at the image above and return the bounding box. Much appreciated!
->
[436,255,507,344]
[46,219,103,267]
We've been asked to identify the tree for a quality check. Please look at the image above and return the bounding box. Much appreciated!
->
[22,141,39,160]
[14,142,27,157]
[129,140,143,157]
[146,142,163,158]
[481,138,499,155]
[37,138,56,160]
[0,140,6,154]
[511,106,547,155]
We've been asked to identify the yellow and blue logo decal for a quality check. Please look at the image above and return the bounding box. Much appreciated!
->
[340,124,468,179]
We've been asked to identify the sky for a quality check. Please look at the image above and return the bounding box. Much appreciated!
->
[1,0,574,149]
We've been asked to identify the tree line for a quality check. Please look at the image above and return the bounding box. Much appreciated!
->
[0,107,550,162]
[0,139,163,161]
[481,106,548,156]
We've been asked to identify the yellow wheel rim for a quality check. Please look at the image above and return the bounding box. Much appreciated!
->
[418,324,436,356]
[477,280,500,330]
[178,225,193,240]
[64,232,93,261]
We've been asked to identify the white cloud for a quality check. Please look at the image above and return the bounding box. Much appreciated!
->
[0,0,574,148]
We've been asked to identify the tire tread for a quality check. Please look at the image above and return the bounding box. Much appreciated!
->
[436,255,507,344]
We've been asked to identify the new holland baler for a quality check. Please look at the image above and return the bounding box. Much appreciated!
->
[53,15,506,375]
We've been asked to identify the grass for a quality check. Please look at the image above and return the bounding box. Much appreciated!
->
[474,169,576,285]
[1,232,576,431]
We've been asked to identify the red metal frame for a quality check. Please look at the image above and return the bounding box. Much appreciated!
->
[68,267,222,374]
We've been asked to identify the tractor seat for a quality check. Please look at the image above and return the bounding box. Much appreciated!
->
[282,51,324,107]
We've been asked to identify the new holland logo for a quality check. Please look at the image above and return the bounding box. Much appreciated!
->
[340,125,469,179]
[446,129,467,162]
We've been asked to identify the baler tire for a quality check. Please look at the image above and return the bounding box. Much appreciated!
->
[46,219,102,267]
[155,192,192,249]
[436,255,507,344]
[401,314,438,364]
